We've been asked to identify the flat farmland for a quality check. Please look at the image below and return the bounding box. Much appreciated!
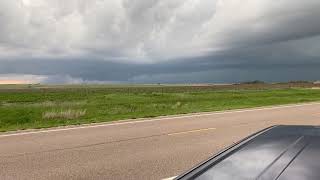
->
[1,83,320,132]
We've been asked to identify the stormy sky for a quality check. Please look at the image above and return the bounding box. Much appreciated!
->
[1,0,320,84]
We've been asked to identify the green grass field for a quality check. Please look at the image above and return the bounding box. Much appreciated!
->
[1,84,320,132]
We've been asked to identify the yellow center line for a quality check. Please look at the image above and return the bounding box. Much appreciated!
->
[167,127,216,136]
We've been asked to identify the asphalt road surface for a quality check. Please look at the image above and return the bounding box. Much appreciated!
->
[1,103,320,180]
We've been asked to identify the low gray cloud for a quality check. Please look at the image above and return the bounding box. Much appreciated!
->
[1,0,320,83]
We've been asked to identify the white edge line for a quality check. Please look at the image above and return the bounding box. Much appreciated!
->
[1,102,320,138]
[162,176,177,180]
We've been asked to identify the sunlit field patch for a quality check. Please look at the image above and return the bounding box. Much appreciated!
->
[1,101,87,107]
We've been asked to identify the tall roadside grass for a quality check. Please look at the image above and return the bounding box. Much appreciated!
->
[42,109,87,120]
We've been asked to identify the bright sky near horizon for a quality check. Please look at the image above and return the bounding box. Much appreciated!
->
[1,0,320,84]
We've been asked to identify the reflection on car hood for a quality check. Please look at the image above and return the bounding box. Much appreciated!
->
[177,125,320,180]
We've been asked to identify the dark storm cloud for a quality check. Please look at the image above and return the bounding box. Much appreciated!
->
[2,35,320,84]
[1,0,320,83]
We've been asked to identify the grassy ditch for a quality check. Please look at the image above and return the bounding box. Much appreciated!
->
[0,85,320,132]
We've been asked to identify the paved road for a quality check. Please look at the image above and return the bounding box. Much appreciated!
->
[1,103,320,180]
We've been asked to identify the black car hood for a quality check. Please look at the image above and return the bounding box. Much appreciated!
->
[177,125,320,180]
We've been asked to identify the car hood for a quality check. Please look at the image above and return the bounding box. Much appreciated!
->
[177,125,320,180]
